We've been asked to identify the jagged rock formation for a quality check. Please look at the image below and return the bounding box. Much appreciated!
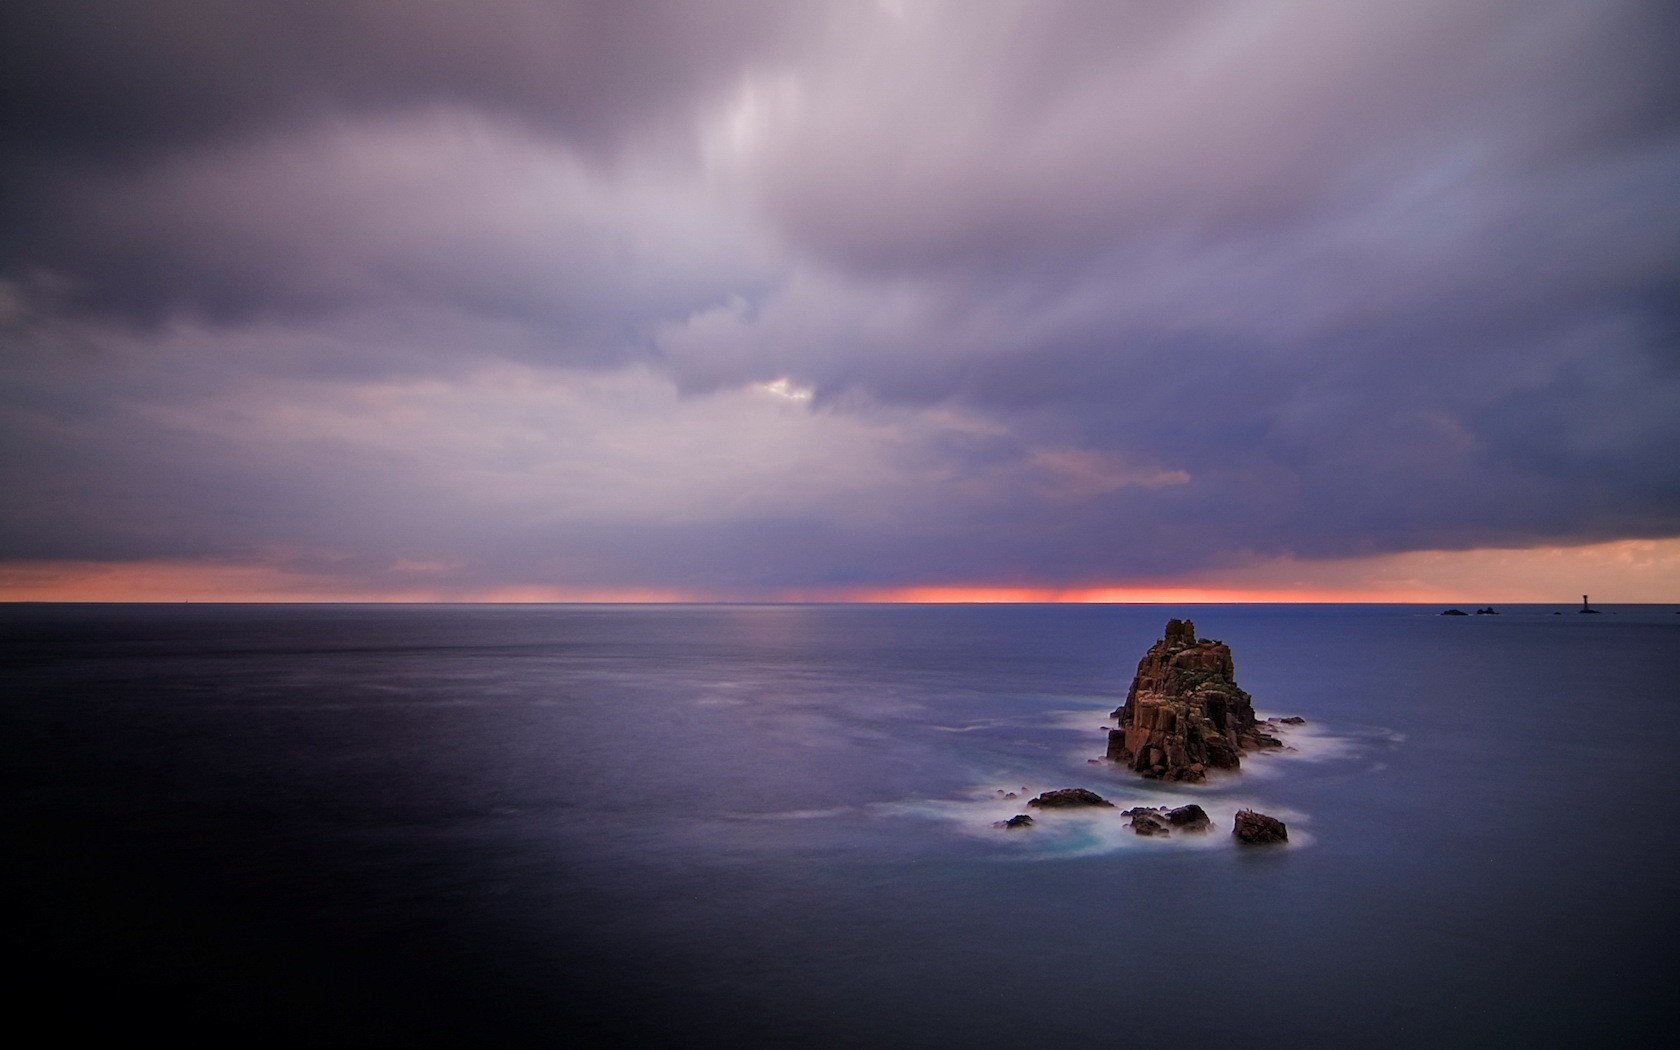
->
[1106,619,1280,782]
[993,814,1034,830]
[1026,788,1114,809]
[1233,809,1288,844]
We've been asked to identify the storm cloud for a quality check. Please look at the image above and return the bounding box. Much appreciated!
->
[2,0,1678,598]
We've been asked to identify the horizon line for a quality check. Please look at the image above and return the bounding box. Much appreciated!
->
[5,598,1673,607]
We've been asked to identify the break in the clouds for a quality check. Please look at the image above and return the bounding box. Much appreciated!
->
[2,0,1678,600]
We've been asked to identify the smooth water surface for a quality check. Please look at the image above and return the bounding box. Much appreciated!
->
[3,603,1676,1045]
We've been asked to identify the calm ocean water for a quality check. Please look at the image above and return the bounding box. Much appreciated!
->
[3,603,1676,1046]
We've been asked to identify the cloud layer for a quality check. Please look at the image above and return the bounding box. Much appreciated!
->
[3,1,1678,598]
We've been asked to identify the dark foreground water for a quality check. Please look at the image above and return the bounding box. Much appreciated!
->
[3,603,1677,1046]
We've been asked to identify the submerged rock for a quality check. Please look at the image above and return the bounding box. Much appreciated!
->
[1104,618,1271,782]
[1026,788,1115,809]
[1233,809,1288,844]
[994,814,1035,830]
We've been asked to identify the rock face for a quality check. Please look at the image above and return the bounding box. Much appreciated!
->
[1233,809,1288,844]
[994,814,1034,830]
[1026,788,1114,809]
[1106,619,1278,781]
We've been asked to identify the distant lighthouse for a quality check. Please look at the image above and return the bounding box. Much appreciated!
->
[1579,594,1601,614]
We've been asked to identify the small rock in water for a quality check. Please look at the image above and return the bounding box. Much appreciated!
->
[1026,788,1115,809]
[1166,804,1211,831]
[1129,812,1170,835]
[994,814,1035,830]
[1233,809,1288,844]
[1278,716,1307,725]
[1441,608,1469,616]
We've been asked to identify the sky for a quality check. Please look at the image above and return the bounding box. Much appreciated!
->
[2,0,1678,602]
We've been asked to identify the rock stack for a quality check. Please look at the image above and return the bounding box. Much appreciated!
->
[1105,618,1281,781]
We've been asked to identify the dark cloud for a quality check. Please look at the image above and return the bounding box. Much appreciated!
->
[1,1,1677,595]
[0,0,807,324]
[0,0,810,161]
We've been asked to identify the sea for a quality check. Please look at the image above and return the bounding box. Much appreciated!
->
[3,602,1676,1046]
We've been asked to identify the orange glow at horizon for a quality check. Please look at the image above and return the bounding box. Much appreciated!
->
[810,585,1400,604]
[0,560,703,604]
[2,537,1678,604]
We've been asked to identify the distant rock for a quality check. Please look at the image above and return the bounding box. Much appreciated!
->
[1104,618,1275,782]
[1474,607,1499,615]
[1277,716,1307,725]
[994,814,1034,830]
[1441,608,1469,616]
[1233,809,1288,845]
[1026,788,1114,809]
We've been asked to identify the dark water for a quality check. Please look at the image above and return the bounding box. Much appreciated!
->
[3,603,1677,1046]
